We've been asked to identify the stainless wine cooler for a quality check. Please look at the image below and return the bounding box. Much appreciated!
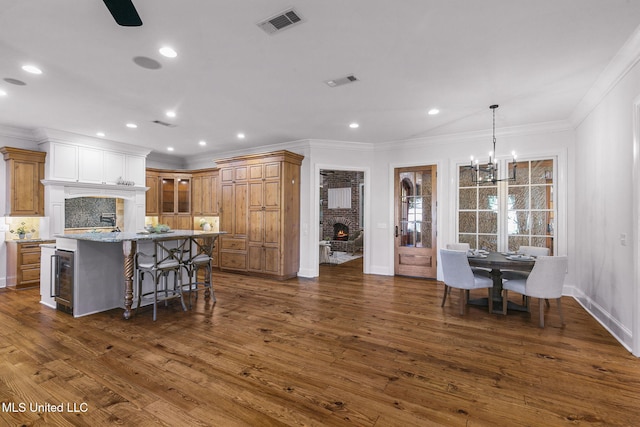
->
[52,249,74,314]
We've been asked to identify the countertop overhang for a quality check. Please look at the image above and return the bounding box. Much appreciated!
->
[55,230,226,243]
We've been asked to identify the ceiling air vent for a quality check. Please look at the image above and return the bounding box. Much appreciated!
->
[152,120,176,128]
[325,74,359,88]
[257,8,304,35]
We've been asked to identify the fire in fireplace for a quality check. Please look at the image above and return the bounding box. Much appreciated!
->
[333,223,349,241]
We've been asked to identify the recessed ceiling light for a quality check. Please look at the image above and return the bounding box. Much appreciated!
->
[96,132,105,137]
[167,147,174,152]
[126,123,137,129]
[428,108,440,115]
[237,133,245,139]
[199,140,207,146]
[22,65,42,75]
[166,111,176,118]
[349,123,359,129]
[159,46,177,58]
[0,89,6,97]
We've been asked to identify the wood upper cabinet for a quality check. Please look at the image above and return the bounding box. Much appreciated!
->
[217,150,303,279]
[146,168,194,228]
[192,169,219,216]
[0,147,46,216]
[145,169,160,216]
[161,173,191,215]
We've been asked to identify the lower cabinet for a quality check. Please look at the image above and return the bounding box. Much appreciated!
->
[7,240,55,289]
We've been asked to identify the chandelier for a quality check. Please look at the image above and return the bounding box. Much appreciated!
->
[467,104,517,184]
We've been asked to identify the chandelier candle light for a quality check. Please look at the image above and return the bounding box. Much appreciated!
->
[467,104,517,184]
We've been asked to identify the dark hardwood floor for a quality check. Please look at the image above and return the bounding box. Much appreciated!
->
[1,257,639,426]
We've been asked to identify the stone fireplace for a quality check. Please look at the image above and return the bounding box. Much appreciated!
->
[324,217,356,251]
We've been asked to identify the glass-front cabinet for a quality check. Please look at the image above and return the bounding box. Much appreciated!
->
[161,175,191,214]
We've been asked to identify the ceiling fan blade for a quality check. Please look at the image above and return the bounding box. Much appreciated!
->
[102,0,142,26]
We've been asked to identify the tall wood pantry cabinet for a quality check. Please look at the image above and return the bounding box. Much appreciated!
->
[216,150,303,280]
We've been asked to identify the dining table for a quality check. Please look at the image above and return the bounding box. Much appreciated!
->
[466,251,536,314]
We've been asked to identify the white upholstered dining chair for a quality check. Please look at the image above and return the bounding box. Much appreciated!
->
[501,245,551,281]
[502,256,568,327]
[440,249,494,315]
[446,243,491,277]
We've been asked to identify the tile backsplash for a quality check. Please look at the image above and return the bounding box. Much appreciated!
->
[5,217,40,240]
[65,197,124,229]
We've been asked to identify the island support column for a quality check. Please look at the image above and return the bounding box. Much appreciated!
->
[122,240,137,319]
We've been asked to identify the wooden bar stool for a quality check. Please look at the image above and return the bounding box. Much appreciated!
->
[182,236,217,309]
[135,238,188,321]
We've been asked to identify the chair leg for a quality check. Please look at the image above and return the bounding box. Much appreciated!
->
[502,289,508,315]
[441,285,448,307]
[557,298,565,327]
[545,298,551,308]
[538,298,545,328]
[487,288,493,314]
[459,288,466,315]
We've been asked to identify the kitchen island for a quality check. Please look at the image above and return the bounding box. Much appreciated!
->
[55,230,225,319]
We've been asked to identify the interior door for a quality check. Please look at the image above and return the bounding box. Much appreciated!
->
[394,165,437,278]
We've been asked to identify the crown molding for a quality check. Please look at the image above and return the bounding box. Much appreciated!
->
[570,24,640,127]
[35,128,151,156]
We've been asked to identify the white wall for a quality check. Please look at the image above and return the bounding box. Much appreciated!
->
[573,58,640,354]
[295,126,575,284]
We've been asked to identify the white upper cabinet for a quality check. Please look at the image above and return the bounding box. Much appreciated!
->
[50,143,78,182]
[104,151,126,185]
[78,146,105,183]
[45,142,145,186]
[125,155,145,186]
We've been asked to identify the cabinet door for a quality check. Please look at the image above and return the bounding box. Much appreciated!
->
[247,245,280,274]
[264,180,280,208]
[249,181,263,209]
[201,175,213,214]
[264,210,280,245]
[12,160,40,215]
[176,214,192,230]
[177,178,191,213]
[234,183,248,236]
[191,176,203,215]
[51,143,78,181]
[161,177,175,213]
[103,151,126,185]
[248,210,264,245]
[210,172,219,215]
[145,173,159,215]
[125,155,146,186]
[220,183,234,234]
[159,215,175,229]
[78,147,104,183]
